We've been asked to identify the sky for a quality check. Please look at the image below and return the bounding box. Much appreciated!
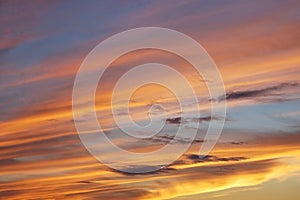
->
[1,0,300,199]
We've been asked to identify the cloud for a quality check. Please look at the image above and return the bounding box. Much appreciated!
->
[167,154,248,168]
[186,154,247,163]
[230,141,246,145]
[1,128,300,200]
[217,82,299,101]
[166,117,181,124]
[196,116,228,122]
[166,116,226,125]
[148,158,284,200]
[110,165,175,176]
[141,134,204,145]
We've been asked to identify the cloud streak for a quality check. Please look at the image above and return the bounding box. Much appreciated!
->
[218,82,299,102]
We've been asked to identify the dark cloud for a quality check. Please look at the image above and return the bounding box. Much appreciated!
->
[230,141,245,145]
[145,135,174,144]
[166,117,181,124]
[217,82,299,101]
[198,116,217,122]
[141,134,203,145]
[166,116,226,125]
[111,151,249,175]
[195,116,227,122]
[67,187,152,200]
[186,154,247,163]
[110,165,175,175]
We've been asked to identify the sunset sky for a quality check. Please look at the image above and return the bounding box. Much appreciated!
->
[1,0,300,199]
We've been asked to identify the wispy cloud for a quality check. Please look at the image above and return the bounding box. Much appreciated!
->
[186,154,247,163]
[166,116,227,125]
[217,82,299,102]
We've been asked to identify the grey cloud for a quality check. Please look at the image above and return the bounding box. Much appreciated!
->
[141,134,203,145]
[166,117,181,124]
[110,165,175,175]
[186,154,247,163]
[217,82,299,101]
[166,116,227,125]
